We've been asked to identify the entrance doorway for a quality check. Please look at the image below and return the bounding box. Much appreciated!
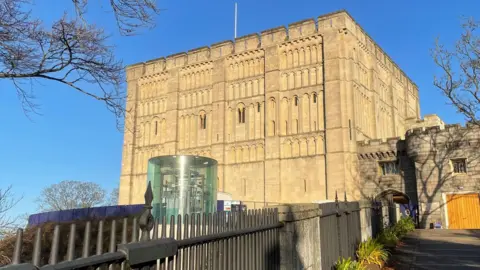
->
[375,189,413,226]
[446,193,480,229]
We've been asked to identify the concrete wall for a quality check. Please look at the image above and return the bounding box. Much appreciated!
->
[276,201,383,269]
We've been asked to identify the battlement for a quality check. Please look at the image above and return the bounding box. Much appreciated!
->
[357,136,405,160]
[357,136,403,147]
[125,9,417,88]
[406,122,480,137]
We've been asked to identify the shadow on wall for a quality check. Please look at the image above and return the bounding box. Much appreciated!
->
[407,125,480,229]
[271,205,305,270]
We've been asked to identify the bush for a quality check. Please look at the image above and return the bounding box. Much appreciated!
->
[377,227,398,247]
[335,257,365,270]
[356,238,389,267]
[392,216,415,238]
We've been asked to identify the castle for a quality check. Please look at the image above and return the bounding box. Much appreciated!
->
[118,10,480,229]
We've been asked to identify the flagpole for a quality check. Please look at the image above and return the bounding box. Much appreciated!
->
[234,2,238,39]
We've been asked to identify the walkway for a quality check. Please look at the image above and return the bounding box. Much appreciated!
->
[389,229,480,270]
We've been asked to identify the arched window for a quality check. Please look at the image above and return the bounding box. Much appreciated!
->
[257,103,261,113]
[269,120,276,136]
[313,93,317,103]
[238,106,246,123]
[199,112,207,129]
[294,96,299,106]
[154,121,158,135]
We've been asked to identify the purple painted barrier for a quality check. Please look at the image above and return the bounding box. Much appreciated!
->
[27,204,144,226]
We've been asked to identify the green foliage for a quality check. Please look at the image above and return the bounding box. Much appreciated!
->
[335,257,365,270]
[356,238,389,267]
[377,216,415,247]
[393,216,415,238]
[377,227,398,247]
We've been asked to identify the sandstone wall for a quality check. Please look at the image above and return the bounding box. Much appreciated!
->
[119,10,420,206]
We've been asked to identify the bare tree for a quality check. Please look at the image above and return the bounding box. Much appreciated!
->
[36,180,107,212]
[432,17,480,125]
[0,186,22,238]
[105,187,119,206]
[0,0,159,129]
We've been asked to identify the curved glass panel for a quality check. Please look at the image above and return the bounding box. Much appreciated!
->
[147,155,217,220]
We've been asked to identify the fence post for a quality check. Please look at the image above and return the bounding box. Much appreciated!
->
[137,181,155,270]
[359,200,373,241]
[344,192,351,257]
[277,204,322,270]
[139,181,155,242]
[335,191,343,257]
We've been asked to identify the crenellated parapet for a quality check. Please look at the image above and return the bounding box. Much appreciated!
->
[406,122,480,161]
[357,136,406,160]
[124,10,417,96]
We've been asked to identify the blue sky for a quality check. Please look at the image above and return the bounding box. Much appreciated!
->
[0,0,478,219]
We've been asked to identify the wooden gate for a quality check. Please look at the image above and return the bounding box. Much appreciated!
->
[446,193,480,229]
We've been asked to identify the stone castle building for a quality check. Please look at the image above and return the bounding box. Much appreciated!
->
[119,10,421,207]
[358,114,480,229]
[119,10,480,228]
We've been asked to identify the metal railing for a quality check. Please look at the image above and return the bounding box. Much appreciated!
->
[0,182,283,270]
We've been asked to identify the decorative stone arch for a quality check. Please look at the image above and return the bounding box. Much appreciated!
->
[160,118,167,143]
[375,189,410,204]
[227,147,235,164]
[242,146,250,162]
[256,144,264,160]
[151,116,160,143]
[311,92,318,104]
[282,139,292,158]
[199,110,207,130]
[291,139,300,157]
[281,73,287,90]
[375,189,412,226]
[280,98,289,135]
[268,97,276,136]
[299,138,308,156]
[236,103,246,124]
[249,144,256,161]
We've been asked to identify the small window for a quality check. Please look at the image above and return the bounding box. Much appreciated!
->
[379,161,399,175]
[294,96,299,106]
[238,108,246,123]
[200,114,206,129]
[257,103,261,112]
[313,94,317,103]
[154,121,158,135]
[452,159,467,174]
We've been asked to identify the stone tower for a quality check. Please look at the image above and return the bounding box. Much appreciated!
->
[119,10,420,207]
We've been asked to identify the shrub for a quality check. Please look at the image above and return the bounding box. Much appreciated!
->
[392,216,415,238]
[377,227,399,247]
[356,238,389,267]
[335,257,365,270]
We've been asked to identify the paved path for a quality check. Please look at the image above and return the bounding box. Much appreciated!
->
[390,230,480,270]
